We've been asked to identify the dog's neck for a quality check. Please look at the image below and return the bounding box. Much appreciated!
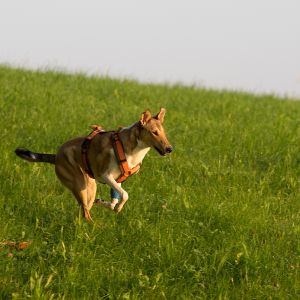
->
[118,122,150,168]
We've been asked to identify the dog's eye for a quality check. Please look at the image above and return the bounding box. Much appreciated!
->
[152,130,159,136]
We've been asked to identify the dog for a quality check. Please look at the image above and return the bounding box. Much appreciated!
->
[15,108,172,221]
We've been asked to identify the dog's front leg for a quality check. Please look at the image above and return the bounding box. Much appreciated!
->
[101,174,128,213]
[95,185,121,210]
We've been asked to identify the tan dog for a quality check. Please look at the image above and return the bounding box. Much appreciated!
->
[15,108,172,221]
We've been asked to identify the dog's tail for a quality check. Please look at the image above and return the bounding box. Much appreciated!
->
[15,148,56,165]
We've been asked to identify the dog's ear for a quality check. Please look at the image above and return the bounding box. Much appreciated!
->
[140,110,152,126]
[155,107,166,123]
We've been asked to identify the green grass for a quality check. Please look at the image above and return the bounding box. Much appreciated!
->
[0,65,299,299]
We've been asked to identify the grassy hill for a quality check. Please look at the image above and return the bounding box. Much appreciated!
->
[0,65,299,299]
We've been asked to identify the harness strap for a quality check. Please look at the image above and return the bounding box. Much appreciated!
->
[111,132,141,183]
[81,125,105,178]
[81,126,140,182]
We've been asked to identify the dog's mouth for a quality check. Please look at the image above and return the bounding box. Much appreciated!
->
[154,146,172,156]
[154,146,167,156]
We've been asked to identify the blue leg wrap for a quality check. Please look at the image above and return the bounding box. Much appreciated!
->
[110,188,121,200]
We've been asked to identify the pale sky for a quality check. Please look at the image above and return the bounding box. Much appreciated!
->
[1,0,300,98]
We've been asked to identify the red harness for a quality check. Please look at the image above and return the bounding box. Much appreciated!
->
[111,132,141,183]
[81,125,140,183]
[81,125,104,178]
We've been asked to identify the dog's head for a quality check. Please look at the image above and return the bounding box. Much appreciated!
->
[139,108,173,156]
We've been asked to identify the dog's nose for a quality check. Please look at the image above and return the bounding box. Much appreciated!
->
[165,146,173,153]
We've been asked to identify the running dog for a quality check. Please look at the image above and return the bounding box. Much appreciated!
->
[15,108,172,221]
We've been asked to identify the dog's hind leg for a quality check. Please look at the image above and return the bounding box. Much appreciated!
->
[86,178,97,212]
[56,164,95,222]
[70,175,97,222]
[72,188,93,221]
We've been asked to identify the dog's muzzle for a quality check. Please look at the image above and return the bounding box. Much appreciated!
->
[155,145,173,156]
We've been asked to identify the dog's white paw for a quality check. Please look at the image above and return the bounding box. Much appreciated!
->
[110,198,119,210]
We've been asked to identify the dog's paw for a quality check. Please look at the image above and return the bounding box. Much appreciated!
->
[114,204,121,213]
[114,202,125,213]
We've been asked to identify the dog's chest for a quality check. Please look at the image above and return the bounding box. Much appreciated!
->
[126,147,150,168]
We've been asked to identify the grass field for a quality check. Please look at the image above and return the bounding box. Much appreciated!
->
[0,65,299,299]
